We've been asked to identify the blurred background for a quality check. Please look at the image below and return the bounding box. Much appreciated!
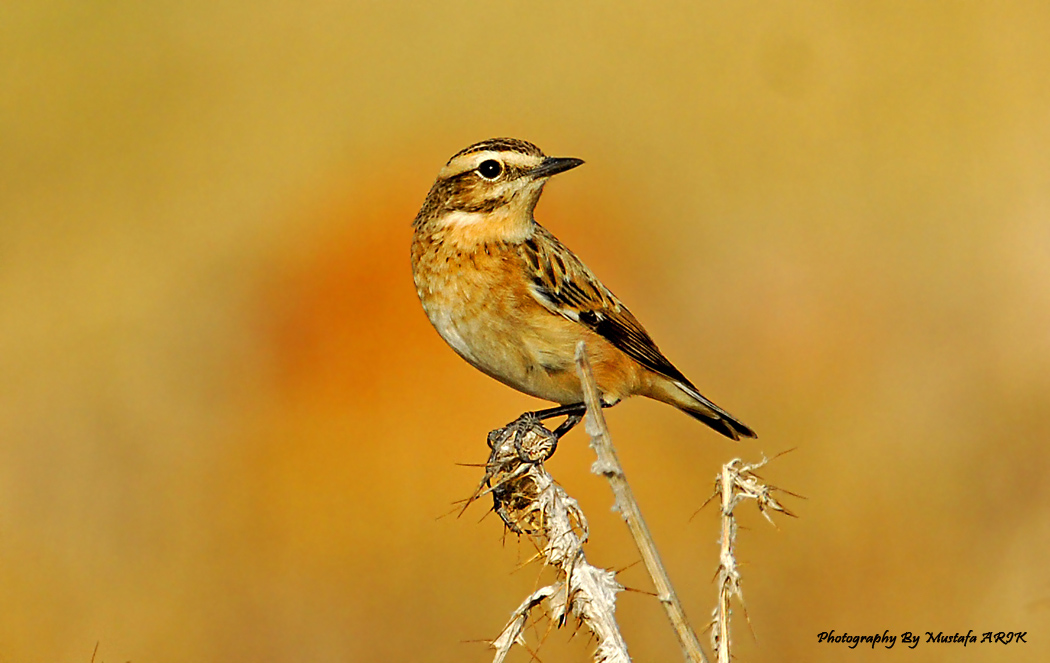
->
[2,2,1048,661]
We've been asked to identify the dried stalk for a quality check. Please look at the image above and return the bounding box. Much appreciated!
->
[478,414,630,663]
[709,457,796,663]
[574,342,710,663]
[476,343,794,663]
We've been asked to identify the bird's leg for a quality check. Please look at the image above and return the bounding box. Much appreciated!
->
[551,413,583,439]
[529,401,614,440]
[531,403,585,442]
[500,402,615,464]
[530,402,588,421]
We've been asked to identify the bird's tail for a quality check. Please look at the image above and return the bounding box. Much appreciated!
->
[647,376,757,441]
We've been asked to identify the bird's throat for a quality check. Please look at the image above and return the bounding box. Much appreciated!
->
[438,208,533,248]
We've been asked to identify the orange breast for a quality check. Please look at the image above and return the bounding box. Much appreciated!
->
[411,231,644,405]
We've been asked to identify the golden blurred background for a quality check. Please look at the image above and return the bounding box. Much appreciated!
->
[2,2,1048,661]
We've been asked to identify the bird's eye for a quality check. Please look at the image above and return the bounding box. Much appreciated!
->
[477,159,503,180]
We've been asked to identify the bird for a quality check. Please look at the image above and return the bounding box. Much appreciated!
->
[410,137,756,441]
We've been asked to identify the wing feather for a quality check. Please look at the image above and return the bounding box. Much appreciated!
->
[520,225,690,385]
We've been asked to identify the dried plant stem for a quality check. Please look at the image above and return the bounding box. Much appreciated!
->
[709,457,796,662]
[478,344,793,662]
[575,342,710,663]
[480,414,630,663]
[714,463,738,663]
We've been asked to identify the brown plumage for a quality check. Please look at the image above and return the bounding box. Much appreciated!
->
[411,138,756,441]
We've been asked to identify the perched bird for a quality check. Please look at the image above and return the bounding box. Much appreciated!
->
[411,138,756,441]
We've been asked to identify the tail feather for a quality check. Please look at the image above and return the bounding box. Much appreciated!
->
[680,405,755,441]
[647,377,757,441]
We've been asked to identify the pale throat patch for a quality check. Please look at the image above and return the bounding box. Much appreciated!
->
[442,210,486,227]
[441,208,533,244]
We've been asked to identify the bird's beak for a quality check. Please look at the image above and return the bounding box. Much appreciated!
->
[529,156,585,179]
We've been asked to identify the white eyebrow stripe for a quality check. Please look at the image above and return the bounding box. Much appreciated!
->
[441,151,500,177]
[442,150,541,178]
[499,152,539,169]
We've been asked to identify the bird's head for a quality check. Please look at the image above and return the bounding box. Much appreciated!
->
[414,138,583,243]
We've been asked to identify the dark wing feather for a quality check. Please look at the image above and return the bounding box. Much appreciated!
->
[521,225,757,441]
[520,225,690,385]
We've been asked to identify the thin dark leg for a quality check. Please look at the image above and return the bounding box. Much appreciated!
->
[530,402,587,421]
[529,401,615,439]
[551,413,583,439]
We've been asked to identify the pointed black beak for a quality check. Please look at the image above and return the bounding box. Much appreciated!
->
[529,156,585,179]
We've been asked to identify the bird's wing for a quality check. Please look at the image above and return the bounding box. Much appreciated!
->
[518,225,690,385]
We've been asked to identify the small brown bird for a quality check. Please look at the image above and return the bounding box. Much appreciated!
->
[411,138,756,441]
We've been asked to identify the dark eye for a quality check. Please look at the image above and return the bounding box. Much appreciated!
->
[477,159,503,180]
